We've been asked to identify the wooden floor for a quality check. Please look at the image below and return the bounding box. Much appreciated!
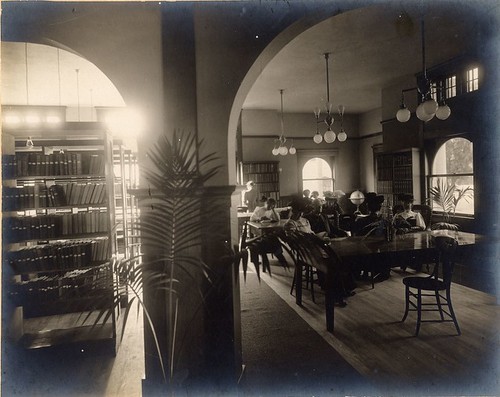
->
[4,262,499,396]
[260,261,500,395]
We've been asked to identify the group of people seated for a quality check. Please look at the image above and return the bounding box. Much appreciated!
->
[245,189,427,306]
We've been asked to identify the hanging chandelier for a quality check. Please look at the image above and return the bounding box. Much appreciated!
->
[313,53,347,144]
[272,89,296,156]
[396,18,451,123]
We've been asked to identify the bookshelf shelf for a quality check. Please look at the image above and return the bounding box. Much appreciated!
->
[241,161,280,202]
[375,148,421,205]
[2,126,126,352]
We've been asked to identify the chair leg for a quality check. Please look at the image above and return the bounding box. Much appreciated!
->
[401,285,410,322]
[415,289,422,336]
[310,267,316,303]
[290,267,297,296]
[446,288,461,336]
[435,291,445,320]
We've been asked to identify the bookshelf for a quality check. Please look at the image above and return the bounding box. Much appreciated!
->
[1,124,126,351]
[241,161,280,202]
[375,148,421,205]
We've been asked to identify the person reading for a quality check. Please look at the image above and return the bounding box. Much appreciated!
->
[250,197,280,222]
[393,193,426,232]
[248,198,288,271]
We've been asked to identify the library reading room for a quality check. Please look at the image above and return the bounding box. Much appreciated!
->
[2,1,500,396]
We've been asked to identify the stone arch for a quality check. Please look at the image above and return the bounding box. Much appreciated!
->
[226,6,361,185]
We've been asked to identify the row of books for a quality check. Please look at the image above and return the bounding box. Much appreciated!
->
[392,165,413,180]
[10,266,111,305]
[244,173,279,183]
[3,212,108,243]
[376,180,393,194]
[376,167,394,181]
[393,180,415,194]
[254,182,280,193]
[6,238,110,274]
[242,162,278,174]
[2,183,107,211]
[377,152,413,169]
[2,153,105,178]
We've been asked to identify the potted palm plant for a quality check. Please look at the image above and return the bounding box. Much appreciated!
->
[429,178,473,230]
[109,131,249,390]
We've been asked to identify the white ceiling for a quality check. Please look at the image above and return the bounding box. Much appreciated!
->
[243,3,486,114]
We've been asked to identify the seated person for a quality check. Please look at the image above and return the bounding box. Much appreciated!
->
[250,197,280,222]
[304,200,348,238]
[351,192,390,281]
[393,193,426,232]
[284,196,355,306]
[248,197,287,270]
[351,192,385,237]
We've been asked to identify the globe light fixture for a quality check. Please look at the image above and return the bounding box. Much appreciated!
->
[313,53,347,144]
[271,89,295,156]
[395,19,451,123]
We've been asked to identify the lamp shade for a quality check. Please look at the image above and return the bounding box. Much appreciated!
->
[289,146,296,155]
[272,147,279,156]
[324,129,336,143]
[435,104,451,120]
[416,103,435,121]
[423,98,438,115]
[313,132,323,144]
[337,129,347,142]
[349,190,365,206]
[396,107,411,122]
[279,146,288,155]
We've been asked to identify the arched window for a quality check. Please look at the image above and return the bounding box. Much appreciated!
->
[302,157,333,197]
[429,137,474,216]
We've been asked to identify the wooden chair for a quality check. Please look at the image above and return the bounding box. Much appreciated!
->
[401,235,460,336]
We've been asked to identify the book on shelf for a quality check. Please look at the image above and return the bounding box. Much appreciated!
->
[7,153,104,177]
[6,238,110,274]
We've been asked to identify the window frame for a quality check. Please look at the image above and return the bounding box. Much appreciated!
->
[297,149,337,195]
[426,137,475,218]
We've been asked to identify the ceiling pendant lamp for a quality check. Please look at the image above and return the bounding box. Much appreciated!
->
[271,89,294,156]
[396,18,451,123]
[313,53,347,144]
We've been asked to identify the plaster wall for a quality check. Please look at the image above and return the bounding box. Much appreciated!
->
[241,109,360,196]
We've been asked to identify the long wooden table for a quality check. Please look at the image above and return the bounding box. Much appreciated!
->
[293,230,482,333]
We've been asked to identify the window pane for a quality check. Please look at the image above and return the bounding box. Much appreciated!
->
[446,75,456,98]
[432,137,473,175]
[429,176,474,215]
[466,67,479,92]
[302,158,333,197]
[431,137,474,216]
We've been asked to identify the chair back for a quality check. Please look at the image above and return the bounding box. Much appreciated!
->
[239,221,249,250]
[434,235,458,285]
[413,204,432,230]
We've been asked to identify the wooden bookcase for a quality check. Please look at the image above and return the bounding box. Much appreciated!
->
[1,124,127,352]
[375,148,421,206]
[241,161,280,202]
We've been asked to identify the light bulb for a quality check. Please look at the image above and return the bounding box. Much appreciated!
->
[396,108,411,122]
[272,147,279,156]
[289,146,296,155]
[416,103,434,122]
[436,104,451,120]
[279,146,288,155]
[423,98,438,115]
[338,129,347,142]
[313,107,321,118]
[313,132,323,144]
[324,129,336,143]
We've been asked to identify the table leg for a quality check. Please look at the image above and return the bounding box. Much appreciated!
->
[295,261,302,306]
[325,286,334,333]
